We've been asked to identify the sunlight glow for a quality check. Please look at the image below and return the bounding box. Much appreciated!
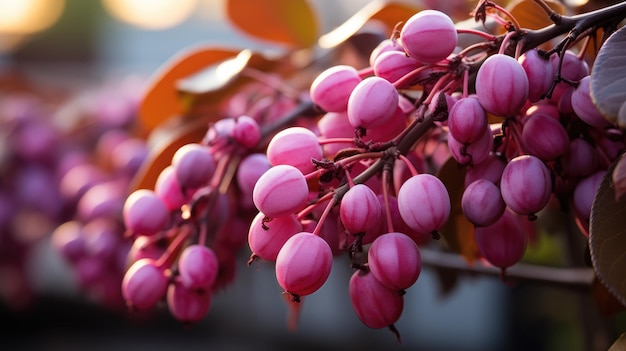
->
[102,0,199,30]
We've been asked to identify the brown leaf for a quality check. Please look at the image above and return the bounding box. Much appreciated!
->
[226,0,318,48]
[318,0,421,49]
[138,46,240,133]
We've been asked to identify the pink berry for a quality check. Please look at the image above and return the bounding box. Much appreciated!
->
[522,113,569,161]
[167,280,211,323]
[275,232,333,299]
[474,209,528,269]
[123,189,169,236]
[122,258,168,310]
[155,165,192,211]
[367,232,421,291]
[349,269,404,329]
[447,95,488,144]
[266,126,322,174]
[178,244,219,291]
[340,184,382,234]
[347,76,400,129]
[571,76,610,128]
[518,49,554,102]
[447,125,494,166]
[252,164,309,218]
[561,138,598,178]
[236,153,271,208]
[400,9,458,64]
[500,155,552,217]
[461,179,506,227]
[310,65,362,112]
[171,143,216,189]
[232,115,261,148]
[248,212,302,261]
[475,54,529,117]
[397,174,451,234]
[573,170,605,221]
[373,50,422,84]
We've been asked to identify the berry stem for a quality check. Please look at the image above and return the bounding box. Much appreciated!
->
[312,197,337,236]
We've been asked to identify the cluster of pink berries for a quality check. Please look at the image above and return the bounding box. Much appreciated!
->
[119,82,312,323]
[246,6,625,334]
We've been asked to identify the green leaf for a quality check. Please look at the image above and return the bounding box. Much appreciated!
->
[591,25,626,129]
[589,151,626,307]
[226,0,318,48]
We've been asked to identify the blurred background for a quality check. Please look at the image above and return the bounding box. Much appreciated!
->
[0,0,623,350]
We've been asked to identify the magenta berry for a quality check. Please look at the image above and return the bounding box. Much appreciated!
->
[500,155,552,217]
[266,126,323,174]
[310,65,362,112]
[122,258,168,310]
[397,174,451,234]
[123,189,169,236]
[178,244,219,291]
[447,95,488,144]
[252,164,309,218]
[347,76,399,129]
[522,113,569,161]
[367,232,422,291]
[340,184,382,234]
[275,232,333,300]
[475,54,529,117]
[167,280,211,324]
[518,49,554,102]
[474,209,528,269]
[461,179,506,227]
[400,9,458,64]
[349,269,404,329]
[248,212,302,261]
[171,143,216,189]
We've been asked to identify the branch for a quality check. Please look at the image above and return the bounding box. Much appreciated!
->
[421,248,595,291]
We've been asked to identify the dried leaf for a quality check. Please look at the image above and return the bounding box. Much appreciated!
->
[139,46,240,132]
[318,0,421,49]
[226,0,318,48]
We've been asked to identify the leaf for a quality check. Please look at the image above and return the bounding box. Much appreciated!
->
[591,25,626,129]
[436,157,480,264]
[504,0,565,32]
[614,153,626,202]
[226,0,318,48]
[317,0,421,49]
[138,46,240,133]
[589,151,626,307]
[129,116,212,192]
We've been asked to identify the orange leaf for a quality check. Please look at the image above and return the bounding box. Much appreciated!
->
[138,46,240,133]
[506,0,565,31]
[130,116,213,192]
[226,0,318,48]
[318,0,421,49]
